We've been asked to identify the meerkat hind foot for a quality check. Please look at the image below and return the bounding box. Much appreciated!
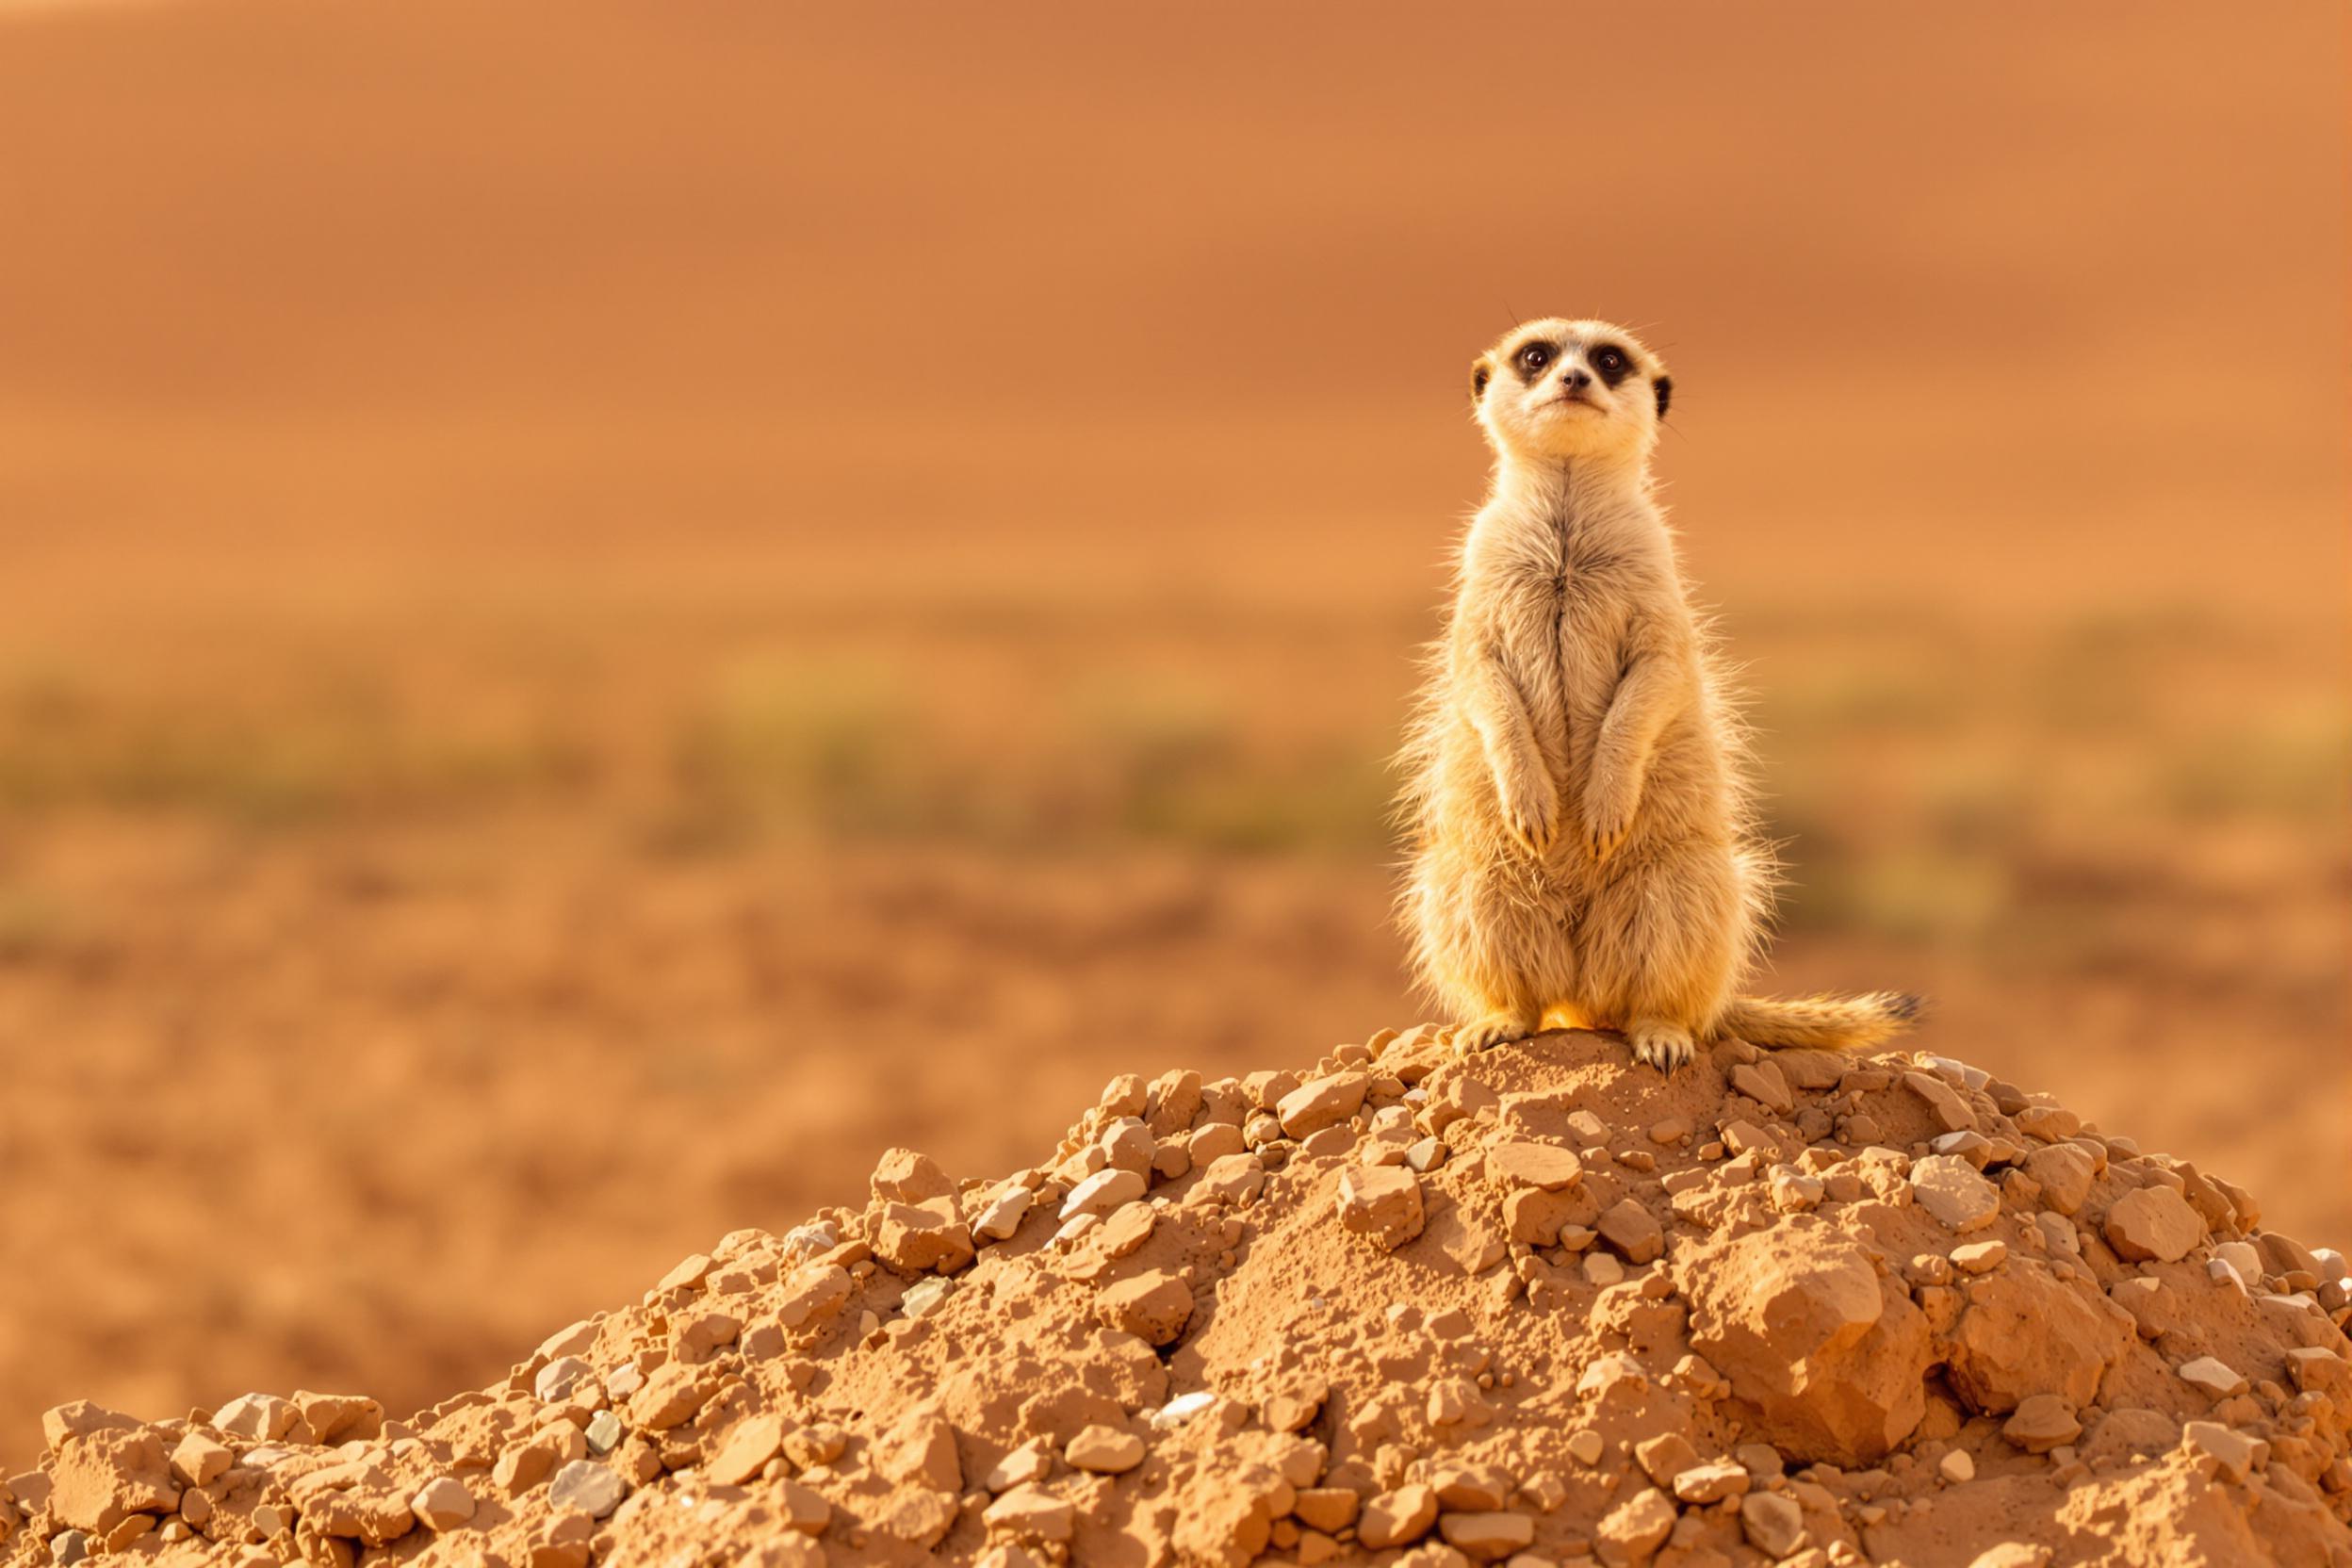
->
[1628,1021,1695,1074]
[1454,1009,1540,1054]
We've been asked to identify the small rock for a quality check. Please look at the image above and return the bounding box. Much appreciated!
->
[1060,1168,1147,1221]
[2021,1144,2095,1215]
[706,1414,786,1487]
[1559,1108,1607,1142]
[1438,1511,1535,1560]
[494,1439,559,1495]
[986,1440,1054,1492]
[1101,1072,1151,1117]
[1295,1487,1361,1531]
[2002,1396,2082,1453]
[583,1411,623,1455]
[657,1253,714,1292]
[1595,1199,1663,1265]
[1740,1491,1806,1557]
[2180,1420,2265,1482]
[1338,1165,1426,1250]
[1634,1433,1698,1488]
[1194,1152,1266,1204]
[411,1478,475,1533]
[1097,1270,1193,1346]
[1769,1169,1825,1213]
[1566,1430,1606,1466]
[974,1186,1033,1242]
[2015,1104,2081,1142]
[776,1262,853,1329]
[211,1393,297,1442]
[902,1277,956,1318]
[1301,1123,1356,1158]
[626,1364,716,1430]
[1939,1449,1976,1483]
[1488,1141,1584,1192]
[2179,1356,2248,1399]
[1903,1071,1976,1133]
[1359,1484,1439,1549]
[1594,1488,1676,1563]
[1910,1156,2000,1232]
[167,1433,231,1490]
[1431,1465,1512,1511]
[1951,1240,2007,1274]
[2102,1186,2205,1265]
[871,1148,955,1204]
[534,1357,596,1403]
[2287,1347,2352,1398]
[984,1486,1076,1544]
[874,1202,976,1274]
[1065,1425,1146,1475]
[1278,1071,1370,1137]
[1673,1462,1750,1504]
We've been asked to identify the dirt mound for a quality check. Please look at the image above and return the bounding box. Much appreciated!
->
[6,1029,2349,1568]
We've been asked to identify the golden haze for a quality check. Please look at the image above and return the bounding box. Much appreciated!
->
[0,0,2343,1457]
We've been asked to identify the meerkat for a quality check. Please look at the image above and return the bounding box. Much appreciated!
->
[1396,318,1918,1070]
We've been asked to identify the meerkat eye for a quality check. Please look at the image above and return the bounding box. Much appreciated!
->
[1516,343,1553,372]
[1593,347,1626,373]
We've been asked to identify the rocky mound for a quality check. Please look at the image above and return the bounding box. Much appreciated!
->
[5,1028,2350,1568]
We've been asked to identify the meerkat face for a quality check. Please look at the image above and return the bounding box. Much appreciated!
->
[1469,318,1673,465]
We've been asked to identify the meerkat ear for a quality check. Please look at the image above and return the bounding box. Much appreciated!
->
[1471,359,1492,404]
[1654,375,1674,420]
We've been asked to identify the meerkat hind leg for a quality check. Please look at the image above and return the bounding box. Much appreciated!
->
[1626,1018,1696,1074]
[1454,1004,1543,1054]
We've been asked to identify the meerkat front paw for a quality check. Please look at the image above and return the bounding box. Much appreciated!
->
[1499,775,1561,857]
[1453,1009,1540,1054]
[1582,786,1633,861]
[1627,1021,1695,1073]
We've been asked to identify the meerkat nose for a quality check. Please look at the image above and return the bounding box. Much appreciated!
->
[1562,368,1592,390]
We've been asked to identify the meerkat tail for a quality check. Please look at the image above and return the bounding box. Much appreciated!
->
[1715,992,1923,1052]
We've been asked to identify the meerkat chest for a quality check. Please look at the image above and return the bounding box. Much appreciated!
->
[1472,524,1630,660]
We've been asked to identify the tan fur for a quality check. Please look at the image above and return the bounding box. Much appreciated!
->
[1396,318,1917,1070]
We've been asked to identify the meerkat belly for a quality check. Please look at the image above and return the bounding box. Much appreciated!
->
[1495,579,1624,821]
[1558,594,1629,791]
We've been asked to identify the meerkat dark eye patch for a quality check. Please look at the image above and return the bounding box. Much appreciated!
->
[1654,375,1674,419]
[1589,344,1633,386]
[1510,339,1559,383]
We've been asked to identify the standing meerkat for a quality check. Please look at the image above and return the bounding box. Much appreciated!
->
[1396,317,1918,1070]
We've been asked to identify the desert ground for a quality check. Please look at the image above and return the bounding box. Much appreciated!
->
[0,0,2343,1478]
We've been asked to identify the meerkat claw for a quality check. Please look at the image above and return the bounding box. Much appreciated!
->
[1628,1023,1694,1073]
[1455,1011,1538,1054]
[1505,799,1558,858]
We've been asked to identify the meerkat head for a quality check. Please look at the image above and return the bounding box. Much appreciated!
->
[1469,318,1673,467]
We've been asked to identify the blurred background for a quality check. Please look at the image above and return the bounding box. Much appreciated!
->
[0,0,2343,1460]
